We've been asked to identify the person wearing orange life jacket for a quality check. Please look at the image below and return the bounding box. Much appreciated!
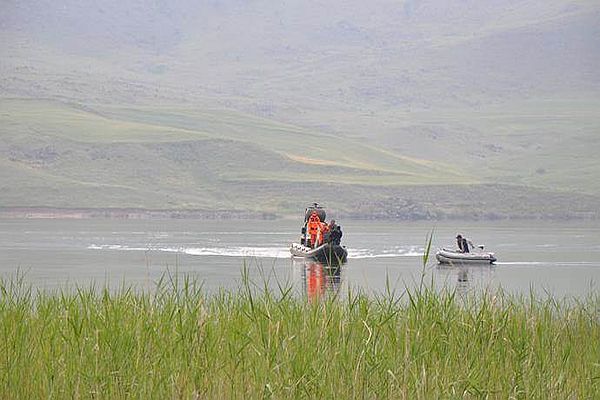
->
[317,221,330,247]
[306,212,321,248]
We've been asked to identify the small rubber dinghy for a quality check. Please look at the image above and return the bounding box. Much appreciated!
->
[289,203,348,264]
[436,248,497,264]
[290,242,348,264]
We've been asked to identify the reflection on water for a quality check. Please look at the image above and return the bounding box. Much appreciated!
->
[301,261,343,300]
[436,264,496,295]
[456,268,469,296]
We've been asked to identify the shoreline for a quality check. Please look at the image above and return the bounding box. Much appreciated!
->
[0,206,597,221]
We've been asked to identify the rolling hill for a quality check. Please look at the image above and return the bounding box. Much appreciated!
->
[1,0,599,218]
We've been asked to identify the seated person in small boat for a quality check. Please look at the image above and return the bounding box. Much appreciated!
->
[456,234,470,253]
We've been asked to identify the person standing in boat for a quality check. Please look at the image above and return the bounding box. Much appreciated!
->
[328,219,337,231]
[307,212,321,248]
[322,219,335,244]
[316,223,324,247]
[331,225,343,245]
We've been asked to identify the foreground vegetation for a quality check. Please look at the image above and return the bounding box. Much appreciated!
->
[1,272,599,399]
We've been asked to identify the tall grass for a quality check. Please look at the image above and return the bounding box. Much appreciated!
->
[1,267,598,399]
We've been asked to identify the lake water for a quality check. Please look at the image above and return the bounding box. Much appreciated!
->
[1,218,599,298]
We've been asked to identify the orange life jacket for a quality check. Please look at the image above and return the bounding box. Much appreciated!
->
[316,222,328,246]
[307,213,321,235]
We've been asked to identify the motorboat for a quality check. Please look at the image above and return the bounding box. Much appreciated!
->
[289,203,348,264]
[290,242,347,264]
[436,248,497,264]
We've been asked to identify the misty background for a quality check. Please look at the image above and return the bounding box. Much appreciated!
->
[1,0,599,219]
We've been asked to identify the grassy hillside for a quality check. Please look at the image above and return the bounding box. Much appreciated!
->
[1,0,599,217]
[0,98,476,214]
[367,98,600,194]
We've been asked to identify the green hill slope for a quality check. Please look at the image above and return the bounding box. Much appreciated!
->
[1,0,599,218]
[0,98,475,213]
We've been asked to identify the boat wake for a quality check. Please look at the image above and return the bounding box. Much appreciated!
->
[87,244,424,259]
[348,246,423,259]
[495,261,597,266]
[88,244,291,258]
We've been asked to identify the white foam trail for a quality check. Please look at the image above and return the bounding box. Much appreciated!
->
[197,231,294,235]
[348,248,423,259]
[180,246,290,258]
[496,261,597,266]
[87,244,425,259]
[494,262,546,265]
[88,244,290,258]
[87,244,149,251]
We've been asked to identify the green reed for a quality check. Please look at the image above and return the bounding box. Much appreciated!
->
[1,266,598,400]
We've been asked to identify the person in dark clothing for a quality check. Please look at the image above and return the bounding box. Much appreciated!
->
[324,219,336,243]
[330,225,343,245]
[462,237,470,253]
[456,234,469,253]
[456,234,463,252]
[328,219,337,231]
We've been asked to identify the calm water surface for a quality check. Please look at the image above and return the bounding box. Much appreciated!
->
[1,218,599,298]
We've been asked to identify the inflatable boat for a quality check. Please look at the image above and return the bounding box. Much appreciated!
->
[289,203,347,264]
[290,242,348,264]
[436,248,497,264]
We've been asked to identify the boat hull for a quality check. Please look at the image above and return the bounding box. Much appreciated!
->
[290,242,348,264]
[436,248,497,264]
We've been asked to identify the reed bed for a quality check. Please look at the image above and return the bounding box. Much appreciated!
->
[0,269,599,399]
